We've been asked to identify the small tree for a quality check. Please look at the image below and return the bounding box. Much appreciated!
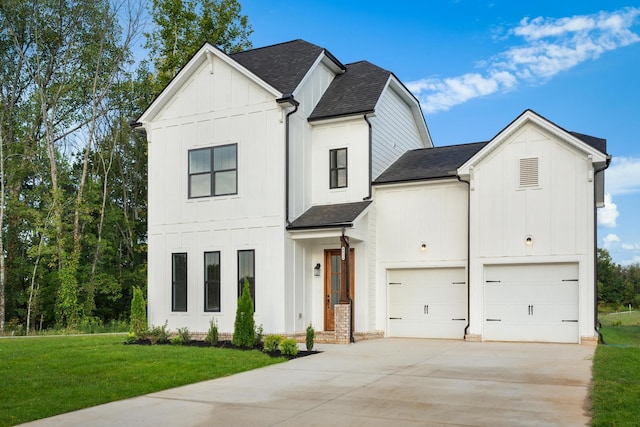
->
[232,279,255,348]
[306,323,315,351]
[130,286,147,340]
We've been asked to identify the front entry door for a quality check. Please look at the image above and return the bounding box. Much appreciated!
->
[324,249,355,331]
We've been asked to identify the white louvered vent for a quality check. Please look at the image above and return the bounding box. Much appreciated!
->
[519,157,539,187]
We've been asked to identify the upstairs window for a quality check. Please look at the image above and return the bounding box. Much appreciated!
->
[189,144,237,198]
[330,148,347,188]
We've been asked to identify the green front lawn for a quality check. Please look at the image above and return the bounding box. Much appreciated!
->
[0,334,285,426]
[591,325,640,427]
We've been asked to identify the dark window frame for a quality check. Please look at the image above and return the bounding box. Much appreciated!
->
[188,144,238,198]
[329,148,348,189]
[237,249,255,310]
[171,253,187,312]
[204,251,221,312]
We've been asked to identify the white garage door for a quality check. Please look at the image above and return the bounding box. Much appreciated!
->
[484,263,579,343]
[388,268,467,339]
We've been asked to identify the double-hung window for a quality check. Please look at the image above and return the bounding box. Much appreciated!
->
[189,144,237,198]
[329,148,347,188]
[172,253,187,312]
[204,252,221,312]
[237,250,255,308]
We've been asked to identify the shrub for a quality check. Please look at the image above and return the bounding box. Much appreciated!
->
[232,279,255,348]
[130,286,147,340]
[205,319,219,346]
[280,338,298,356]
[148,321,170,344]
[306,323,315,351]
[171,336,183,345]
[263,335,284,353]
[255,324,264,346]
[176,327,191,343]
[125,332,138,344]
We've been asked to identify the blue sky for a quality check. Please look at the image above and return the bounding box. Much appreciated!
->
[237,0,640,266]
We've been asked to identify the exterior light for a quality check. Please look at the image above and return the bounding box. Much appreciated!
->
[420,242,427,251]
[525,236,533,246]
[314,263,321,276]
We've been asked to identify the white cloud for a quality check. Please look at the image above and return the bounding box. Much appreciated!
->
[408,7,640,114]
[602,233,620,248]
[621,255,640,266]
[598,193,619,227]
[622,243,640,250]
[605,157,640,196]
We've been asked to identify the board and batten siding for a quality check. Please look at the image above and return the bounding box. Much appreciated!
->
[466,123,597,342]
[146,57,290,334]
[371,87,427,179]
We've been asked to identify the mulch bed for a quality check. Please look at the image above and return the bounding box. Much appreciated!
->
[125,339,320,360]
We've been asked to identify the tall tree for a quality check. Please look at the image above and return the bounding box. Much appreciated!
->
[144,0,252,92]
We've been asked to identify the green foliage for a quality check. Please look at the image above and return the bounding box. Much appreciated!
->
[148,322,170,345]
[597,248,640,308]
[279,338,298,356]
[145,0,253,92]
[206,319,219,345]
[592,326,640,426]
[129,287,147,339]
[0,335,284,426]
[255,323,264,346]
[125,332,138,344]
[171,336,183,345]
[263,335,284,353]
[176,326,191,343]
[232,279,255,348]
[306,323,315,351]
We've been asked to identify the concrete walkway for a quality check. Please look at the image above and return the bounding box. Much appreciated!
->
[19,339,595,427]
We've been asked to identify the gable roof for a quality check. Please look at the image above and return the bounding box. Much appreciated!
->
[308,61,391,121]
[287,201,372,230]
[230,39,345,95]
[374,142,488,184]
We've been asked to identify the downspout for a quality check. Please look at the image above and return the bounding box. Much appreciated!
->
[594,156,611,344]
[456,173,471,339]
[363,114,373,200]
[276,94,299,226]
[342,227,355,343]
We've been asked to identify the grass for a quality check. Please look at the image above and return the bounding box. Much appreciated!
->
[598,309,640,327]
[591,324,640,427]
[0,334,285,427]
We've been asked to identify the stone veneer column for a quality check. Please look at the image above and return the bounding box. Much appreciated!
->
[334,303,351,344]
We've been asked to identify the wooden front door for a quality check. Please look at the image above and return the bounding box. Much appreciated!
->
[324,249,355,331]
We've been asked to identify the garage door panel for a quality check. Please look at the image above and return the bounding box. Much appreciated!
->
[388,268,466,339]
[484,264,579,343]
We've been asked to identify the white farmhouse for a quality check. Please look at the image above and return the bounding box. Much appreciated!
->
[135,40,609,344]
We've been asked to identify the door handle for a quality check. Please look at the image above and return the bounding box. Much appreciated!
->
[327,295,330,306]
[424,305,428,314]
[528,305,534,315]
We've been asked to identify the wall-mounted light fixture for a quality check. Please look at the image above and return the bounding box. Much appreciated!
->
[420,242,427,252]
[314,263,321,276]
[525,236,533,246]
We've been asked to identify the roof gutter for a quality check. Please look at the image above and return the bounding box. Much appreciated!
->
[276,94,299,226]
[594,155,612,344]
[363,113,373,200]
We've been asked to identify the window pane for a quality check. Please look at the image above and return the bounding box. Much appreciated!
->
[205,252,220,312]
[189,149,211,173]
[190,173,211,198]
[172,253,187,312]
[214,170,236,195]
[238,250,255,307]
[337,169,347,187]
[336,149,347,168]
[330,150,337,169]
[214,145,236,170]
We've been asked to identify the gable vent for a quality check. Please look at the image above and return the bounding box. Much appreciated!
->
[519,157,539,187]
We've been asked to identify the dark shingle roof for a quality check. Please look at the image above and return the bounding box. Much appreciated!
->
[569,131,607,154]
[308,61,391,121]
[374,142,488,184]
[230,39,344,95]
[287,201,372,230]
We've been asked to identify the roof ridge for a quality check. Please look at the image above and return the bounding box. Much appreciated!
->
[230,39,314,55]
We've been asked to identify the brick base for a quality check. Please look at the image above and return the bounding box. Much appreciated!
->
[335,303,351,344]
[464,334,482,342]
[580,336,598,346]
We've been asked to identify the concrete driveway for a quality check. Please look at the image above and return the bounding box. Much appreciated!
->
[19,339,594,427]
